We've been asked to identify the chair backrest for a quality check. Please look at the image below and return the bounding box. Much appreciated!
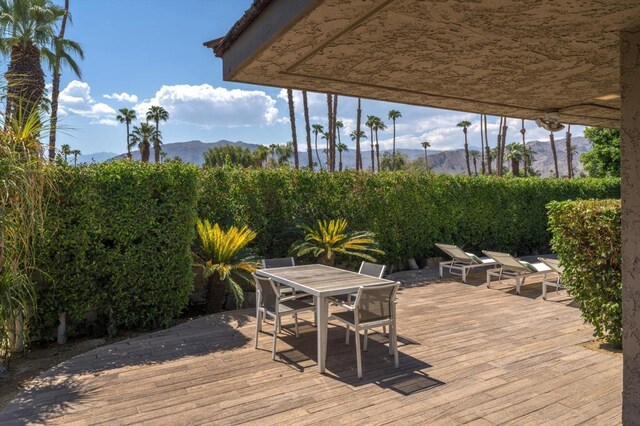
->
[538,257,563,274]
[252,273,279,312]
[482,250,529,272]
[358,261,386,278]
[354,282,400,324]
[262,257,295,269]
[436,243,475,264]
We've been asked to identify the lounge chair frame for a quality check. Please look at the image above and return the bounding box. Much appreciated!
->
[483,250,551,295]
[538,257,565,300]
[436,243,497,283]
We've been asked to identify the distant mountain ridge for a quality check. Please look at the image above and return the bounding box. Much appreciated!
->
[95,137,590,177]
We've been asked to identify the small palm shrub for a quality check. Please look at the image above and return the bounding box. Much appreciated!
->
[193,219,259,313]
[291,219,384,266]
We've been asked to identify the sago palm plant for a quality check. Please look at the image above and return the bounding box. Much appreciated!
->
[291,219,384,266]
[193,219,259,313]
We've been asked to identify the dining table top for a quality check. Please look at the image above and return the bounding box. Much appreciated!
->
[256,264,395,297]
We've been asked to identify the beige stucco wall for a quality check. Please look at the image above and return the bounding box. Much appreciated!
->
[621,29,640,425]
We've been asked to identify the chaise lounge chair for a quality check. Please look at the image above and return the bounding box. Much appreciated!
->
[482,250,551,295]
[538,257,565,300]
[436,243,498,283]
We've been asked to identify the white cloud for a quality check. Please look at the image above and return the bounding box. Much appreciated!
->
[58,80,117,126]
[134,84,279,128]
[103,92,139,103]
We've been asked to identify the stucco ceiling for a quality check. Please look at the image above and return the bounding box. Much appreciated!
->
[211,0,640,128]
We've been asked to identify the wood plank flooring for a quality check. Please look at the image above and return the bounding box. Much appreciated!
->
[0,270,622,425]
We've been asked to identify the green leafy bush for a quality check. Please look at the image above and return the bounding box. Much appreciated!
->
[199,169,620,264]
[37,161,198,336]
[547,199,622,346]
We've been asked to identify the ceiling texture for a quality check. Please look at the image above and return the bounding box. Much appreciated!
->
[209,0,640,128]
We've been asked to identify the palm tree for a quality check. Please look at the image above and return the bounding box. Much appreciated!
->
[302,91,313,170]
[286,88,299,169]
[46,0,83,162]
[60,143,70,163]
[71,148,80,165]
[116,108,136,159]
[276,142,293,166]
[146,105,169,163]
[350,129,366,161]
[549,131,559,178]
[372,116,386,172]
[520,119,527,176]
[457,120,472,176]
[365,115,376,171]
[326,94,333,171]
[505,142,523,176]
[479,114,485,175]
[484,114,492,174]
[388,109,402,170]
[355,97,363,171]
[421,140,431,169]
[523,145,537,175]
[268,143,278,166]
[565,124,572,178]
[193,219,258,313]
[321,131,329,167]
[337,141,348,171]
[311,124,324,171]
[1,0,64,126]
[469,149,480,175]
[130,122,155,163]
[254,145,269,167]
[291,219,384,266]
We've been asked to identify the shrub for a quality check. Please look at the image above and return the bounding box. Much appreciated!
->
[547,199,621,346]
[37,161,199,336]
[199,169,620,264]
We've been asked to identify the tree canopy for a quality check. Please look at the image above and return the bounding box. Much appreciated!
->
[580,127,620,178]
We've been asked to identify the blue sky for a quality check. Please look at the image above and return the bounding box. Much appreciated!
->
[36,0,583,156]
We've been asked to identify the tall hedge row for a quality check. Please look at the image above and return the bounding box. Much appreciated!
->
[198,168,620,264]
[33,164,619,338]
[548,199,622,346]
[36,162,199,336]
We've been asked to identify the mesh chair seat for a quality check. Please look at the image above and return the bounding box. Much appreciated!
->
[277,299,315,314]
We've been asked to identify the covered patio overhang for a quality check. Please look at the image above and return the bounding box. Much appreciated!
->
[206,0,640,421]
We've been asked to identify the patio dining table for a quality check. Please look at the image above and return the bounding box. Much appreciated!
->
[257,264,395,373]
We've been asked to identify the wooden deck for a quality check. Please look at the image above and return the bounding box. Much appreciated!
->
[0,270,622,425]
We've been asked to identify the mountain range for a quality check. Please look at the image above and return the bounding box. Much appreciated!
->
[80,137,591,178]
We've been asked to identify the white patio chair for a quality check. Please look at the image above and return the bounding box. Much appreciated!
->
[538,257,565,300]
[482,250,552,295]
[252,273,315,360]
[261,257,298,296]
[331,282,400,379]
[436,243,497,283]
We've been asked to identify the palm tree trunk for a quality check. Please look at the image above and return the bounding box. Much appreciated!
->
[565,124,572,178]
[332,95,338,172]
[326,94,333,172]
[154,119,161,163]
[512,158,520,176]
[339,151,343,171]
[500,118,508,175]
[480,116,485,175]
[6,41,46,130]
[287,89,299,169]
[303,91,313,170]
[392,118,397,171]
[521,119,527,176]
[473,157,477,175]
[375,129,381,172]
[464,128,471,176]
[355,98,362,171]
[370,127,375,172]
[484,115,492,174]
[314,133,323,171]
[496,117,504,175]
[126,122,132,160]
[549,132,559,178]
[48,0,70,162]
[424,148,428,168]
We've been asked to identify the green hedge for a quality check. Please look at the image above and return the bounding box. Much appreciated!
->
[36,162,199,336]
[548,199,622,346]
[199,169,620,264]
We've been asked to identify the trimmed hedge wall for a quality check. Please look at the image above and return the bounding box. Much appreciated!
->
[198,169,620,264]
[33,164,620,338]
[548,199,622,346]
[37,162,199,336]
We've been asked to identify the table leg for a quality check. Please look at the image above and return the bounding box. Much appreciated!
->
[316,296,328,373]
